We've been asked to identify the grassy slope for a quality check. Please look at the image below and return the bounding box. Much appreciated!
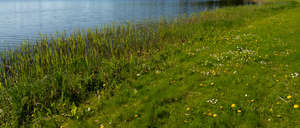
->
[63,1,300,128]
[0,1,299,128]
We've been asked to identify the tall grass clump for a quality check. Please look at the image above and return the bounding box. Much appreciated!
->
[0,17,196,126]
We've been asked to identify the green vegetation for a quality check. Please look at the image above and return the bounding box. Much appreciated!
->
[1,0,300,127]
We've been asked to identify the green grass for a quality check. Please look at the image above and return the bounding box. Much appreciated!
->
[0,0,300,127]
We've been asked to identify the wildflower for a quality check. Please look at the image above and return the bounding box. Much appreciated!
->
[207,99,218,104]
[276,79,280,82]
[294,104,299,109]
[250,99,255,103]
[237,109,242,113]
[136,73,141,77]
[285,75,288,78]
[186,107,190,111]
[213,113,217,118]
[135,114,139,118]
[276,101,280,104]
[220,106,223,110]
[208,112,212,116]
[99,124,104,128]
[231,104,236,108]
[269,108,273,112]
[276,114,281,118]
[210,82,214,86]
[287,95,292,99]
[200,83,204,87]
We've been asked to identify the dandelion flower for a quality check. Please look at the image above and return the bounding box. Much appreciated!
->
[220,106,223,109]
[276,101,280,104]
[135,114,139,118]
[231,104,236,108]
[250,99,255,103]
[186,107,190,111]
[294,104,299,109]
[287,95,292,99]
[276,114,281,118]
[237,109,242,113]
[208,112,212,116]
[213,113,217,118]
[269,108,273,112]
[210,82,214,86]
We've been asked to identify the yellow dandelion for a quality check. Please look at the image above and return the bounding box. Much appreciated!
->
[276,101,280,105]
[287,95,292,99]
[208,112,212,116]
[276,114,281,118]
[134,114,138,118]
[200,83,204,87]
[231,104,236,108]
[294,104,299,109]
[210,82,214,86]
[186,107,190,111]
[269,108,273,112]
[213,113,217,118]
[250,99,255,103]
[276,79,280,82]
[237,109,242,113]
[99,124,104,128]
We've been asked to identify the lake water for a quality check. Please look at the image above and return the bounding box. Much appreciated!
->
[0,0,253,50]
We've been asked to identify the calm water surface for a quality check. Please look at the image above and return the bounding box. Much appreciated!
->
[0,0,253,50]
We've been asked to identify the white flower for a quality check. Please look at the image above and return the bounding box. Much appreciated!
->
[206,98,218,104]
[291,72,299,78]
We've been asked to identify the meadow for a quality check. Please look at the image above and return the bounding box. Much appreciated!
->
[0,0,300,127]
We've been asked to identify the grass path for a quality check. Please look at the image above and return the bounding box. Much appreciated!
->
[63,1,300,128]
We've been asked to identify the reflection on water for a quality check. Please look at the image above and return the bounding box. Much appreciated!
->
[0,0,254,50]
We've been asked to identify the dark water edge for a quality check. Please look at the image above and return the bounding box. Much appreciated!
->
[0,0,255,51]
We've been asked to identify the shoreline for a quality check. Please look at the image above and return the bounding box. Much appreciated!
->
[1,0,300,127]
